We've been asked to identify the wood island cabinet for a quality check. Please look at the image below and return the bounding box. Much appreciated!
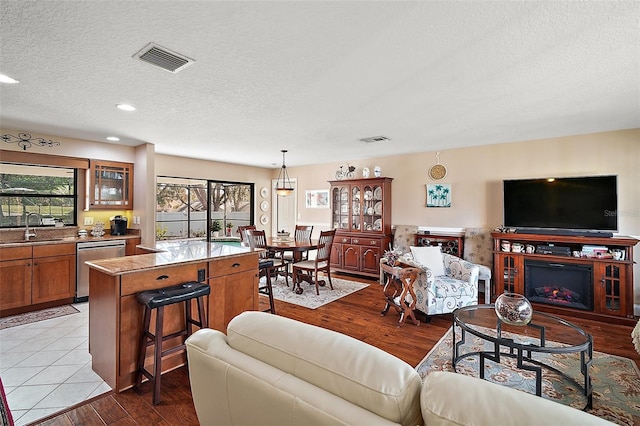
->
[125,237,141,256]
[0,243,75,316]
[89,160,133,209]
[88,251,259,392]
[491,232,638,324]
[329,177,393,278]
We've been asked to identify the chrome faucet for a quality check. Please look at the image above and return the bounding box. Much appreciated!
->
[24,212,40,241]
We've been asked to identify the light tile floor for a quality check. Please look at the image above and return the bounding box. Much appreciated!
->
[0,303,111,425]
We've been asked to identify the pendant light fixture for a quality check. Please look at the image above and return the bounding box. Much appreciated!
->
[275,149,294,197]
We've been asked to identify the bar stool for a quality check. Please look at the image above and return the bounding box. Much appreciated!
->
[135,281,210,405]
[258,259,276,314]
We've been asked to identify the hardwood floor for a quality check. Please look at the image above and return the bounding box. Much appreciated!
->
[32,272,640,425]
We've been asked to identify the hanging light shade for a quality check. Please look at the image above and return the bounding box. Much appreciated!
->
[275,149,294,197]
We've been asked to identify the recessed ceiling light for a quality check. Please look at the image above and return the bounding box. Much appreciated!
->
[106,136,120,141]
[0,73,19,84]
[116,104,136,111]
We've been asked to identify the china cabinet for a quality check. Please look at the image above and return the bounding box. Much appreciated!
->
[89,160,133,209]
[491,232,638,325]
[329,177,392,278]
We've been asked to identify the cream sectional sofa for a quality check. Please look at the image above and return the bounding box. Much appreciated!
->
[185,311,613,426]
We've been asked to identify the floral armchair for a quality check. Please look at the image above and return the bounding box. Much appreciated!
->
[388,247,479,317]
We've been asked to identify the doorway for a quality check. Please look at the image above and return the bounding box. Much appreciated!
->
[272,178,297,235]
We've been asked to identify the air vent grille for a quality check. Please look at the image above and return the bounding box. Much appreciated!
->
[359,136,390,143]
[134,43,194,73]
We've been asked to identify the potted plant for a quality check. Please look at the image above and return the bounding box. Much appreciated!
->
[211,219,222,238]
[225,221,234,237]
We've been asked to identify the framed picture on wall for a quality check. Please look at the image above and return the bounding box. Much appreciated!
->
[426,184,451,207]
[305,189,330,208]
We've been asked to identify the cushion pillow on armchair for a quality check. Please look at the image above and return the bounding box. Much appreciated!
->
[410,245,445,276]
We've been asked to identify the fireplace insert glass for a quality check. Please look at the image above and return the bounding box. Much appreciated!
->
[524,260,593,311]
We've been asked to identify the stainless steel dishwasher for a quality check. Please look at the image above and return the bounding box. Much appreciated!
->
[76,239,126,302]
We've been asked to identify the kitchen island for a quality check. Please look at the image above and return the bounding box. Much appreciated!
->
[86,239,260,392]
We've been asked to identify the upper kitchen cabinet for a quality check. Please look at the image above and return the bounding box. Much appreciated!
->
[89,160,133,209]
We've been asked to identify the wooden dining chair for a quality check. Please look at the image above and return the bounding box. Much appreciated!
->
[246,228,289,288]
[237,225,256,244]
[292,229,336,295]
[282,225,314,264]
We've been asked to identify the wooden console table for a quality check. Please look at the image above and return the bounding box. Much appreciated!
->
[414,232,464,257]
[380,262,420,326]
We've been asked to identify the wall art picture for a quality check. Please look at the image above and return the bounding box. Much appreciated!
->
[305,189,330,208]
[426,184,451,207]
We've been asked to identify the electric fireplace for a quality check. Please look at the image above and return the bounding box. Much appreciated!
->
[524,260,593,311]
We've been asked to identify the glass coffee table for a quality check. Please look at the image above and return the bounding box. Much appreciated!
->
[453,305,593,409]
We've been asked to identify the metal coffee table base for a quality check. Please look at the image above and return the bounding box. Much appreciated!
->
[453,319,593,410]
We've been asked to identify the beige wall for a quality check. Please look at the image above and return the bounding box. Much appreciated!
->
[286,129,640,311]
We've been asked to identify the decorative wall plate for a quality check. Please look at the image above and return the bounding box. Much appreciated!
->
[260,200,269,212]
[260,215,268,225]
[428,152,447,180]
[260,187,268,198]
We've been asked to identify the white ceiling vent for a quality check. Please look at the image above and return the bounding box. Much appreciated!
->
[133,43,194,73]
[359,136,390,143]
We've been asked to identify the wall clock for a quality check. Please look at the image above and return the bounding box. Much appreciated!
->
[428,152,447,180]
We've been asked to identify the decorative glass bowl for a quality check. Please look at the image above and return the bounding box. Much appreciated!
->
[495,292,533,325]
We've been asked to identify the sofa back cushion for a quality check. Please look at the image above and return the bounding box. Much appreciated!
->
[226,311,423,426]
[410,246,445,276]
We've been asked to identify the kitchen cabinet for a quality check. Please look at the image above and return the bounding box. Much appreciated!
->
[125,237,141,256]
[329,177,392,278]
[87,246,259,392]
[0,246,32,312]
[89,160,133,209]
[491,232,638,324]
[0,244,75,316]
[32,243,76,305]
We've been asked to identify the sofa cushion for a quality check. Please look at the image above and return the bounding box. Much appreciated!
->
[410,246,445,276]
[226,311,423,426]
[421,372,613,426]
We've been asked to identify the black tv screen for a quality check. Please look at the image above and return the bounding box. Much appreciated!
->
[503,175,618,232]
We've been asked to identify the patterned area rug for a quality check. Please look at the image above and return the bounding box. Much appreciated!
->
[263,275,369,309]
[0,305,80,329]
[416,327,640,426]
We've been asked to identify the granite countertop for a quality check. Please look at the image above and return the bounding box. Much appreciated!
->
[0,230,140,247]
[86,238,261,276]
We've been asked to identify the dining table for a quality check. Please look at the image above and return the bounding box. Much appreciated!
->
[265,237,320,294]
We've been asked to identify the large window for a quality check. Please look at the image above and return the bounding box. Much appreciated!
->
[0,163,77,228]
[156,176,253,240]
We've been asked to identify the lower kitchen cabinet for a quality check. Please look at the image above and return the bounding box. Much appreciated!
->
[0,243,75,316]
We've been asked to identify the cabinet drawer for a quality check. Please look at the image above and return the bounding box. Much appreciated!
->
[120,262,208,296]
[337,236,351,244]
[209,254,258,278]
[34,243,76,257]
[351,238,381,247]
[0,246,32,261]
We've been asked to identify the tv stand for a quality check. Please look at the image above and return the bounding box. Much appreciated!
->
[514,228,613,238]
[491,232,638,325]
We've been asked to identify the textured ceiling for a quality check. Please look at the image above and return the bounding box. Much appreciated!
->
[0,1,638,168]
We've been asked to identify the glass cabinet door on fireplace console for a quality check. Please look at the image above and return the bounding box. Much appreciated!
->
[596,263,628,316]
[498,254,523,294]
[90,160,133,209]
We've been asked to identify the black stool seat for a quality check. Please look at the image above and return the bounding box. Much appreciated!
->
[137,282,210,309]
[136,281,209,405]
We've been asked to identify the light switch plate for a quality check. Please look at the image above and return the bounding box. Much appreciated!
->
[84,217,94,225]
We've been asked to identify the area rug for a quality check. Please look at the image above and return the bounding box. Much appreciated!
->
[262,275,369,309]
[0,305,80,329]
[415,327,640,426]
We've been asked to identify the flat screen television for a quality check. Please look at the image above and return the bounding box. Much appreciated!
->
[503,175,618,233]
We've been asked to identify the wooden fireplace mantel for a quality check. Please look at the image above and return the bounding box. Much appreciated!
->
[491,232,638,325]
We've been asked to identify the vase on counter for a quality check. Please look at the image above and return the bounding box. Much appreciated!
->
[495,292,533,325]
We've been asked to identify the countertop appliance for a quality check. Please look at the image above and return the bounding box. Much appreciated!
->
[110,215,128,235]
[76,239,126,302]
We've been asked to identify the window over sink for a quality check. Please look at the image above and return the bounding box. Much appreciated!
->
[0,163,77,228]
